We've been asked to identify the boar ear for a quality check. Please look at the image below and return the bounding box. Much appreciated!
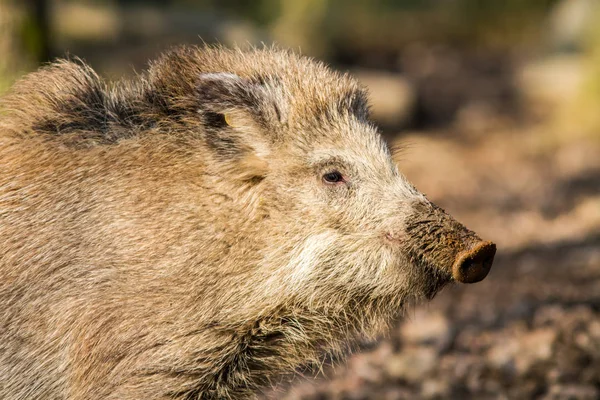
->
[196,73,248,111]
[196,73,273,182]
[196,72,278,129]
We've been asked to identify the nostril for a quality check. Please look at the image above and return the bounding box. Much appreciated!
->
[452,241,496,283]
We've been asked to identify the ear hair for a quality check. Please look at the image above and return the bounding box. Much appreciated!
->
[196,72,286,129]
[196,73,262,116]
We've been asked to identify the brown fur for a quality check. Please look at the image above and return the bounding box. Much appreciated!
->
[0,46,490,399]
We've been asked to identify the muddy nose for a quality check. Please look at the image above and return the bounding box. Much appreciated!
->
[452,241,496,283]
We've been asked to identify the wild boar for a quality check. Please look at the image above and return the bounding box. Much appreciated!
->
[0,46,495,399]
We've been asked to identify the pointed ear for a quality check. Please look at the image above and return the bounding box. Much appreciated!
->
[196,73,276,182]
[196,73,271,124]
[196,72,286,130]
[197,73,248,109]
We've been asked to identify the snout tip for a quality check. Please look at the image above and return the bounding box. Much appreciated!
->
[452,240,496,283]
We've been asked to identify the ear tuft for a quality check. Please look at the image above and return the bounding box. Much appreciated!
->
[197,73,247,111]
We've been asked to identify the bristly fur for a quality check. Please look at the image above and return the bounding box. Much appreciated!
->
[0,45,483,399]
[1,46,367,149]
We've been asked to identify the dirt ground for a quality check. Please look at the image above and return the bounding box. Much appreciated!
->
[269,118,600,399]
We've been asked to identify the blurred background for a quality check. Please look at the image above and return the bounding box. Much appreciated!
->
[2,0,600,398]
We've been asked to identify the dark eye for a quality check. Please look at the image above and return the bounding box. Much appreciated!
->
[322,171,345,184]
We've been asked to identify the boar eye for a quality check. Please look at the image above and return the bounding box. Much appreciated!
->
[322,171,345,184]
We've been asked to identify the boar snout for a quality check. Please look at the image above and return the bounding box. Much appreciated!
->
[404,201,496,284]
[452,240,496,283]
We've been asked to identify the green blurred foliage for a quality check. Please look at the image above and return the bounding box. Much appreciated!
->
[212,0,562,54]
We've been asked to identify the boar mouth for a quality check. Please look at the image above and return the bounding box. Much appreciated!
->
[422,266,453,300]
[406,250,454,300]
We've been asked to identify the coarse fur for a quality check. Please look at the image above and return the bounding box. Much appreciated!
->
[0,45,486,399]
